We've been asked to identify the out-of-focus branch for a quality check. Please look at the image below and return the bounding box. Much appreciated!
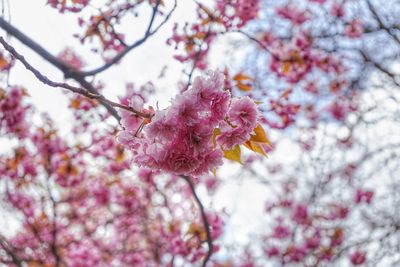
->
[235,29,275,56]
[81,0,177,77]
[366,0,400,45]
[0,37,152,118]
[360,50,400,87]
[0,234,23,267]
[181,176,213,267]
[46,181,62,267]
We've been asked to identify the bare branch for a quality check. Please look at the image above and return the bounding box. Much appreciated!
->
[0,234,23,267]
[81,0,177,77]
[181,176,213,267]
[0,37,152,118]
[360,49,400,87]
[0,17,121,120]
[366,0,400,45]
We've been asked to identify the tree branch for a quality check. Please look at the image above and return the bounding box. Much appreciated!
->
[0,234,23,267]
[181,176,213,267]
[80,0,177,77]
[366,0,400,45]
[0,37,152,118]
[0,17,121,120]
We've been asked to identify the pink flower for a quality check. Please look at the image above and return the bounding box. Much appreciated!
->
[119,95,145,133]
[228,96,259,129]
[355,189,374,204]
[331,2,345,17]
[58,47,85,69]
[145,110,177,141]
[119,71,260,176]
[287,246,307,262]
[217,126,249,150]
[276,5,309,25]
[210,91,230,122]
[272,225,291,239]
[350,250,366,265]
[191,149,223,176]
[170,94,199,126]
[291,204,309,225]
[163,144,200,175]
[345,19,364,38]
[265,246,280,257]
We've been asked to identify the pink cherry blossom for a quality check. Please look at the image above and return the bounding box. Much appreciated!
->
[119,71,260,177]
[228,96,259,129]
[350,250,366,265]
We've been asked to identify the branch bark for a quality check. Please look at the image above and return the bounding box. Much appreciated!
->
[0,37,152,118]
[181,176,213,267]
[80,0,177,77]
[0,17,121,120]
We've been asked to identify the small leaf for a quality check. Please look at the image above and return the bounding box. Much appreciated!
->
[0,54,8,69]
[70,98,80,109]
[187,223,207,241]
[212,128,221,148]
[223,145,242,164]
[237,82,252,92]
[233,72,253,82]
[212,167,217,177]
[244,141,267,156]
[250,123,271,145]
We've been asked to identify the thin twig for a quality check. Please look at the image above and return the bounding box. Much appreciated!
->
[366,0,400,45]
[0,17,121,120]
[0,234,23,267]
[181,176,213,267]
[0,37,152,118]
[81,0,177,77]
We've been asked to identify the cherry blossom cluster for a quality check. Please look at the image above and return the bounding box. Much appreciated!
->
[268,32,345,84]
[276,5,310,25]
[167,0,260,70]
[263,192,371,266]
[215,0,260,28]
[119,71,259,176]
[0,86,226,266]
[0,87,31,137]
[47,0,90,13]
[167,22,215,70]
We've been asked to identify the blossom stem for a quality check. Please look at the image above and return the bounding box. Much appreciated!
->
[181,175,213,267]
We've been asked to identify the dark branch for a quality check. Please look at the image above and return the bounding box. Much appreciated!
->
[0,37,152,118]
[366,0,400,45]
[80,0,177,77]
[181,176,213,267]
[0,235,23,267]
[0,17,121,120]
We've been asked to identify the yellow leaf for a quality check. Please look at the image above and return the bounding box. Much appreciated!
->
[223,145,242,164]
[70,98,80,109]
[282,62,291,74]
[250,124,271,145]
[233,72,253,82]
[115,146,125,163]
[244,141,267,156]
[201,17,211,25]
[237,82,252,92]
[212,128,221,148]
[187,223,206,241]
[0,88,5,100]
[0,54,8,69]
